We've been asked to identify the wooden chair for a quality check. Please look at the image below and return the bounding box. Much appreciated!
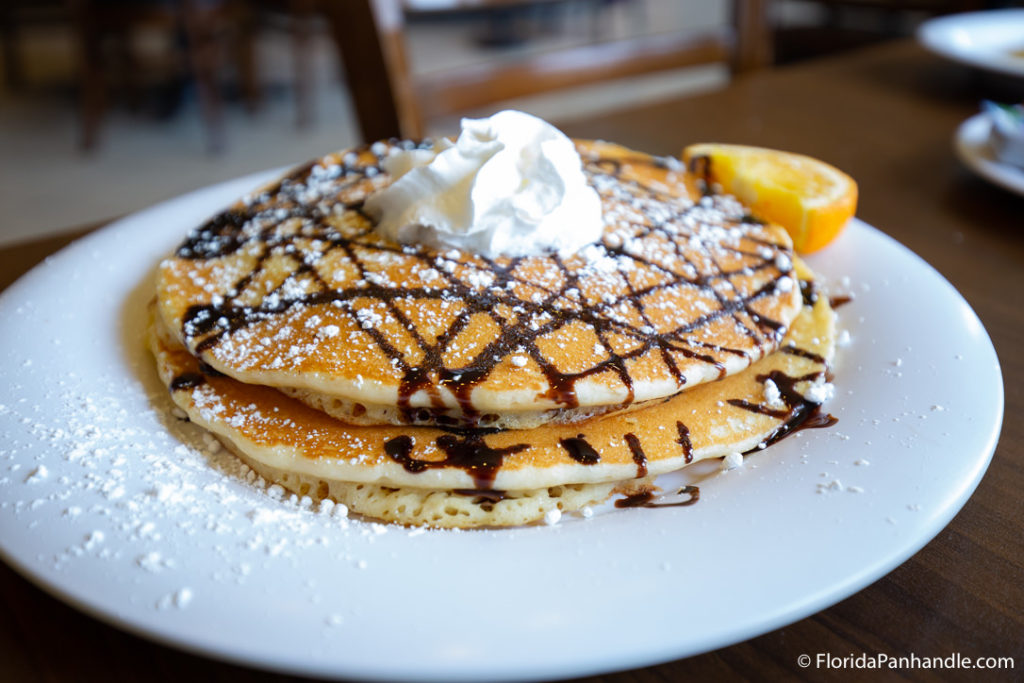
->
[68,0,255,152]
[240,0,322,129]
[324,0,773,142]
[0,0,68,91]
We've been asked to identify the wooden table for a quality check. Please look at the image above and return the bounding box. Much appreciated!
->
[1,40,1021,682]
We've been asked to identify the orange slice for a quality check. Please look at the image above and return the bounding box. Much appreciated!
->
[682,143,857,254]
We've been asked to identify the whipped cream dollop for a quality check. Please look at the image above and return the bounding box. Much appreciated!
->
[365,110,604,258]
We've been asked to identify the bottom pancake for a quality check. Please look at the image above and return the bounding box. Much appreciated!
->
[222,436,656,527]
[147,262,836,528]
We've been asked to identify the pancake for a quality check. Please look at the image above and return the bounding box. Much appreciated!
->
[147,262,836,528]
[275,383,652,431]
[155,141,803,428]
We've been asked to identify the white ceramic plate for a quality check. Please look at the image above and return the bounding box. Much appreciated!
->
[955,111,1024,196]
[0,174,1003,682]
[917,9,1024,78]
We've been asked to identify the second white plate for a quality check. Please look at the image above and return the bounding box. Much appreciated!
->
[955,111,1024,196]
[918,9,1024,78]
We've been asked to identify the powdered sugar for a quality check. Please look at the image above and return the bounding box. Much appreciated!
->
[0,314,453,632]
[156,587,194,610]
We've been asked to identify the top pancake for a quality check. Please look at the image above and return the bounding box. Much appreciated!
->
[156,140,802,420]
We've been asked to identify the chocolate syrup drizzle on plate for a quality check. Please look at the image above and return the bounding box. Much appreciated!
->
[616,485,700,508]
[167,142,838,507]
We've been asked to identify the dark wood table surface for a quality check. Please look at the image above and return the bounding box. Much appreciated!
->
[1,40,1021,682]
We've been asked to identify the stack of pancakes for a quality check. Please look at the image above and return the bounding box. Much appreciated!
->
[148,140,837,528]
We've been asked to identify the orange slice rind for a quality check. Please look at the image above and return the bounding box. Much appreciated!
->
[682,143,858,254]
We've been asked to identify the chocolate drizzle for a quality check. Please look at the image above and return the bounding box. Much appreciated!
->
[171,142,798,430]
[624,432,648,478]
[169,372,206,392]
[615,485,700,508]
[688,154,714,196]
[453,489,507,503]
[384,434,528,489]
[829,294,853,309]
[800,279,819,307]
[780,345,827,364]
[559,436,601,465]
[675,421,694,463]
[452,488,507,511]
[727,363,838,449]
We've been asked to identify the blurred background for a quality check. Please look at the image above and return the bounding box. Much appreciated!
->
[0,0,1003,246]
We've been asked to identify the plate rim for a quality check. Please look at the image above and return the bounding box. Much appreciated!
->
[954,111,1024,196]
[917,8,1024,78]
[0,175,1006,681]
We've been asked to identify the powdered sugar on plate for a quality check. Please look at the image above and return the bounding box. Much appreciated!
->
[0,326,423,621]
